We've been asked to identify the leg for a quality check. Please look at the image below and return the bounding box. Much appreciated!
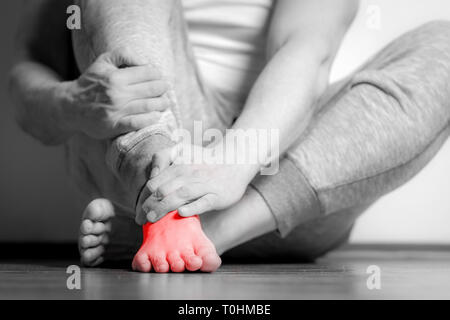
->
[79,199,142,267]
[203,21,450,260]
[72,0,224,211]
[73,0,224,271]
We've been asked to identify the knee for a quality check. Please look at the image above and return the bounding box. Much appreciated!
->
[412,20,450,49]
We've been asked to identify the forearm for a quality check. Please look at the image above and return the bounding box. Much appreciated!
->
[226,40,332,177]
[9,61,72,145]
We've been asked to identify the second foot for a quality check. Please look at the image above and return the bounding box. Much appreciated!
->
[132,211,222,273]
[79,199,114,267]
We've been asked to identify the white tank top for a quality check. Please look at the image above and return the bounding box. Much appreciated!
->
[183,0,274,103]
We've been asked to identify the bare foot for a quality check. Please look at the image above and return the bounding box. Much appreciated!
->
[78,199,114,267]
[78,199,141,267]
[132,211,222,273]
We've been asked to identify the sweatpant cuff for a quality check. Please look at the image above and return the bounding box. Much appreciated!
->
[250,157,322,238]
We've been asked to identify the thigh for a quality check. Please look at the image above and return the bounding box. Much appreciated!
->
[245,21,450,257]
[286,21,450,216]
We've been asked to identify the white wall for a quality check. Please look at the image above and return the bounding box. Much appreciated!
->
[330,0,450,244]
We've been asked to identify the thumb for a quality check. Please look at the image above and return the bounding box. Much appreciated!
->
[149,145,180,179]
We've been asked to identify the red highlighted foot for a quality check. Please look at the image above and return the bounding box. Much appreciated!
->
[132,211,221,273]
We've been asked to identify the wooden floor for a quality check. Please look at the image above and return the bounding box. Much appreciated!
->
[1,248,450,300]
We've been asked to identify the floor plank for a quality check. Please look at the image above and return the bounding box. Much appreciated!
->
[1,249,449,299]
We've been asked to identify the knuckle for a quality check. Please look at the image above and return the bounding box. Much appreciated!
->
[177,186,191,199]
[158,198,170,209]
[104,88,118,104]
[146,181,157,193]
[106,71,121,86]
[157,96,172,111]
[149,81,168,96]
[120,117,141,130]
[149,66,162,79]
[202,196,215,210]
[158,186,170,198]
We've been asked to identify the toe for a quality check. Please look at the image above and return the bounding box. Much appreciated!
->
[132,252,152,273]
[79,234,108,249]
[81,246,105,266]
[80,220,111,235]
[167,252,185,273]
[196,246,222,272]
[150,253,170,273]
[181,249,203,272]
[83,199,115,221]
[200,253,222,272]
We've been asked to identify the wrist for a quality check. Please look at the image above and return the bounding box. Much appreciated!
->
[207,142,260,183]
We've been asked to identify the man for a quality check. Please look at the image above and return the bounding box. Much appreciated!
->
[10,0,450,273]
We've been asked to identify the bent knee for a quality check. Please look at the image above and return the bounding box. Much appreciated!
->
[412,20,450,49]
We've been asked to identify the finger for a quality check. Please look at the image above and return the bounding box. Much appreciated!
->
[126,80,169,99]
[115,112,163,134]
[144,184,208,222]
[135,186,152,226]
[150,145,180,179]
[141,196,176,223]
[111,65,162,85]
[120,97,172,116]
[146,165,184,194]
[178,194,218,217]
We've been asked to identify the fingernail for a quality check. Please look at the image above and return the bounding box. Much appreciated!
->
[147,183,157,194]
[150,167,160,179]
[154,190,163,200]
[147,211,157,222]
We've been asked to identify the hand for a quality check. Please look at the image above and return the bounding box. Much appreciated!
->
[136,144,260,225]
[62,48,172,139]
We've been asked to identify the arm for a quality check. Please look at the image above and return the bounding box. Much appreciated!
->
[75,0,178,92]
[9,0,76,145]
[140,0,358,222]
[230,0,359,176]
[9,0,170,146]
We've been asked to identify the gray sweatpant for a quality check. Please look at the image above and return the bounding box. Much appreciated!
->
[68,18,450,261]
